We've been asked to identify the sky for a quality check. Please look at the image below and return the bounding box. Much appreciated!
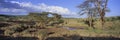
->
[0,0,120,18]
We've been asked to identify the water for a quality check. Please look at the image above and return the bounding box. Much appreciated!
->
[62,26,76,30]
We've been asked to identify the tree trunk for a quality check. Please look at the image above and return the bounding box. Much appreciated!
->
[101,16,104,28]
[89,11,95,29]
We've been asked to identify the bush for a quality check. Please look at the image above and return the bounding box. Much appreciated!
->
[4,29,15,35]
[59,19,64,23]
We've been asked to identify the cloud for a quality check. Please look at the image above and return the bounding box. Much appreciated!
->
[10,1,71,14]
[0,0,79,18]
[0,0,21,9]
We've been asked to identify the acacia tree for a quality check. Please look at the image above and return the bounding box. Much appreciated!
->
[52,13,63,26]
[78,0,98,28]
[28,12,49,28]
[94,0,108,27]
[78,0,109,28]
[28,12,63,28]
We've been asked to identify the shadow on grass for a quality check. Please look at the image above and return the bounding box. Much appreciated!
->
[46,35,120,40]
[0,35,39,40]
[0,22,11,27]
[0,30,4,34]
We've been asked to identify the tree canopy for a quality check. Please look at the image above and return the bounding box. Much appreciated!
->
[28,12,63,28]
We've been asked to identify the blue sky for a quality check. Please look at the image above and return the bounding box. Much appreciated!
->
[0,0,120,18]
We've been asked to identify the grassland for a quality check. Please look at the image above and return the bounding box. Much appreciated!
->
[62,18,120,36]
[0,15,120,40]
